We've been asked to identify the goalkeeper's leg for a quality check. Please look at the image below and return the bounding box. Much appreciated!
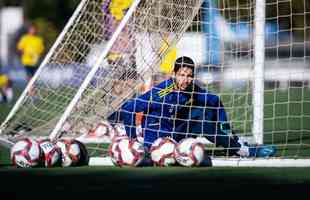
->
[205,133,277,158]
[191,123,276,157]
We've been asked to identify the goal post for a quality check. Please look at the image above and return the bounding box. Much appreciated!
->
[49,0,142,142]
[1,0,310,167]
[0,0,205,155]
[253,0,265,145]
[0,0,89,134]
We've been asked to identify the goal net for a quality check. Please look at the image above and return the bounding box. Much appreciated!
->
[1,0,310,167]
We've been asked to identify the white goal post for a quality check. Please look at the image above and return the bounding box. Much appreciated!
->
[1,0,310,167]
[253,0,265,145]
[49,0,142,142]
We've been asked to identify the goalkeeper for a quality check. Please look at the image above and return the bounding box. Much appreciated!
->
[108,56,276,157]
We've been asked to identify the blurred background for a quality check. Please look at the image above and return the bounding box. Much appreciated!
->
[0,0,79,86]
[0,0,309,124]
[0,1,80,123]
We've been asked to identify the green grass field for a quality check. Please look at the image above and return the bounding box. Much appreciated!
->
[1,165,310,195]
[1,86,310,195]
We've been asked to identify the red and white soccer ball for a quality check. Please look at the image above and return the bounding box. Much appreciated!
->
[174,138,205,167]
[56,139,81,167]
[109,136,145,167]
[113,123,128,138]
[85,122,127,142]
[90,120,117,140]
[10,138,41,168]
[38,139,62,167]
[150,137,177,166]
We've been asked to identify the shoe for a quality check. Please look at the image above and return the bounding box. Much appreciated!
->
[248,145,277,157]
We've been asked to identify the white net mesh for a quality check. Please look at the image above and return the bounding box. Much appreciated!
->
[0,0,203,154]
[1,0,310,161]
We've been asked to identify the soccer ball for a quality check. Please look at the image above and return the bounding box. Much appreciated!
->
[56,139,81,167]
[150,137,177,166]
[74,140,89,165]
[174,138,205,167]
[113,123,128,137]
[38,139,62,167]
[109,136,145,167]
[89,120,117,140]
[10,138,41,168]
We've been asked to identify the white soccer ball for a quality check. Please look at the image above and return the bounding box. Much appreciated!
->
[90,120,117,140]
[113,123,128,137]
[174,138,205,167]
[56,139,81,167]
[38,139,62,167]
[150,137,177,166]
[10,138,41,168]
[109,136,145,167]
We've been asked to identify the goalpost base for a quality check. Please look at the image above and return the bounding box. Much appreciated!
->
[212,158,310,167]
[88,157,115,166]
[88,156,310,167]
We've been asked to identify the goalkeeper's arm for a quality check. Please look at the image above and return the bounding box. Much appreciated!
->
[189,90,242,156]
[108,90,152,138]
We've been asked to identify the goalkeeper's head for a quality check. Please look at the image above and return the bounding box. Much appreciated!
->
[173,56,195,91]
[174,56,195,75]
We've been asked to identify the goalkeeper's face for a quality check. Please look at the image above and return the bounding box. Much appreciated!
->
[174,67,193,91]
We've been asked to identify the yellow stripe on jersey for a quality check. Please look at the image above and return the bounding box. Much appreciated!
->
[158,83,175,98]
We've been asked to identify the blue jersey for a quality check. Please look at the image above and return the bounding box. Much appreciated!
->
[108,78,241,152]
